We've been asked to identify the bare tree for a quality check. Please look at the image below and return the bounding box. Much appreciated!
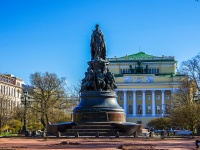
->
[172,79,194,106]
[178,53,200,92]
[170,99,200,131]
[30,72,67,130]
[11,105,24,123]
[169,53,200,132]
[66,81,81,101]
[66,82,81,109]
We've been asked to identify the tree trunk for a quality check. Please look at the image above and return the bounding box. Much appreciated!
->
[45,113,49,125]
[40,117,46,131]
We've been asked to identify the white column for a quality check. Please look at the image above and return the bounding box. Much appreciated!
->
[123,90,127,114]
[133,90,136,116]
[161,90,165,117]
[142,90,146,116]
[152,90,156,116]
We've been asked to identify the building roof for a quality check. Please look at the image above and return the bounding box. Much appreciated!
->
[108,51,176,62]
[121,52,157,59]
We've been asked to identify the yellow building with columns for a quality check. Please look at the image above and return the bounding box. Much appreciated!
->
[107,52,186,126]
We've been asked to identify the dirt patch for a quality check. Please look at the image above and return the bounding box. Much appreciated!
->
[118,143,155,150]
[117,143,170,150]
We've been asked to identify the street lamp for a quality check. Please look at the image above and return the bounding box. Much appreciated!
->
[161,104,166,117]
[194,90,200,135]
[21,90,31,136]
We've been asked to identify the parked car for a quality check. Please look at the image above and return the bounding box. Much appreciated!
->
[175,130,193,136]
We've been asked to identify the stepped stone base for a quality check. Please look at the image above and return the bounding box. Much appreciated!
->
[47,91,142,137]
[47,122,142,137]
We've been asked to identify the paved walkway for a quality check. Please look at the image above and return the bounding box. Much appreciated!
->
[0,137,198,150]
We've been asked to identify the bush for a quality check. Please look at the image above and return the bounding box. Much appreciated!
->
[6,119,23,134]
[28,122,43,132]
[147,118,171,129]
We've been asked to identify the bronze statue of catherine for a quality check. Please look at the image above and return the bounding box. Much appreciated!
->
[90,24,107,60]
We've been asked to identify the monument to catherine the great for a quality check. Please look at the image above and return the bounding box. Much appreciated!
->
[47,25,141,137]
[73,24,125,123]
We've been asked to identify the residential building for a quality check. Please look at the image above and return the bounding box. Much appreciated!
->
[0,74,24,110]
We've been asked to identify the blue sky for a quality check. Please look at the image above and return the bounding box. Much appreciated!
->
[0,0,200,86]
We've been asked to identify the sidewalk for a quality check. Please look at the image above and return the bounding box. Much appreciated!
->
[0,137,197,150]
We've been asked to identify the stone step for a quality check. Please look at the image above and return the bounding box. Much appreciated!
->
[62,131,121,137]
[63,122,124,137]
[76,122,120,125]
[66,128,120,132]
[72,125,114,129]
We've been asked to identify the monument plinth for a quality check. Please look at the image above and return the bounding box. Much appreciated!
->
[47,25,141,137]
[73,91,126,123]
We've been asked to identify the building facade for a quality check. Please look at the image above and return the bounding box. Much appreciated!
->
[0,74,24,110]
[107,52,186,126]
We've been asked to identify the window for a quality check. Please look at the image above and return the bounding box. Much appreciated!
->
[150,69,153,74]
[152,68,155,74]
[4,86,5,94]
[138,105,142,114]
[164,104,171,114]
[156,95,160,100]
[119,95,123,100]
[120,69,123,74]
[17,89,20,98]
[137,121,142,124]
[11,101,13,110]
[128,105,133,114]
[166,95,170,100]
[8,87,10,96]
[147,95,151,100]
[147,105,152,114]
[128,95,132,100]
[17,82,20,86]
[6,87,8,95]
[156,105,161,114]
[157,68,159,74]
[148,69,151,74]
[138,95,142,100]
[14,89,16,97]
[126,69,128,73]
[11,88,13,96]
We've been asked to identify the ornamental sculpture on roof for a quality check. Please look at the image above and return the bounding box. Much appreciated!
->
[128,60,149,74]
[81,25,117,92]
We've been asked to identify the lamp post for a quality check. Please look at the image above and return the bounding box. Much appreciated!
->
[194,91,200,135]
[21,90,31,136]
[161,104,166,117]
